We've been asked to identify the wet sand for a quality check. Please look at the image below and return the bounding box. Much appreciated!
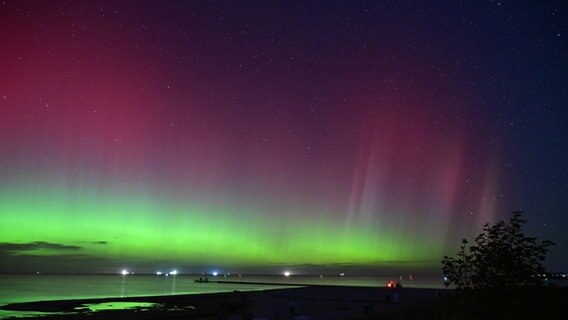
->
[1,285,446,319]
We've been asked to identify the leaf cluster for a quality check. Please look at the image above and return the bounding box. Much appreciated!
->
[442,211,554,289]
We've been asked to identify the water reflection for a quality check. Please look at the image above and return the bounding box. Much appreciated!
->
[77,301,159,312]
[74,301,196,313]
[120,275,126,298]
[171,274,177,295]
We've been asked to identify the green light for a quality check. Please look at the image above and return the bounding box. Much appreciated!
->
[0,182,441,270]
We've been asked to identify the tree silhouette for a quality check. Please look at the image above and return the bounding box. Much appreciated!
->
[442,211,554,289]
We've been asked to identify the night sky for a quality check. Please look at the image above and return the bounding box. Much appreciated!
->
[0,1,566,275]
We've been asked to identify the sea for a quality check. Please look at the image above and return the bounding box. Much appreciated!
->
[0,274,446,318]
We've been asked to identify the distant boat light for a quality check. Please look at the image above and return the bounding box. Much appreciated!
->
[170,270,178,275]
[212,271,218,276]
[156,271,162,275]
[284,271,291,277]
[121,269,129,276]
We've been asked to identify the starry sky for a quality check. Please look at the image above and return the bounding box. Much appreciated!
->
[0,0,566,275]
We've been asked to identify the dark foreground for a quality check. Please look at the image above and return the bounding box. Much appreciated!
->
[1,285,566,319]
[1,285,440,319]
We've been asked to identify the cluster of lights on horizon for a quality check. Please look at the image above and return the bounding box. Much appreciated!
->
[117,270,351,278]
[122,269,177,276]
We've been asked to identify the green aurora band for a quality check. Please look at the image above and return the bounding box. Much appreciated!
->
[1,181,441,272]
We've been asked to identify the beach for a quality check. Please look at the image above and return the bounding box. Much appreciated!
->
[1,285,444,319]
[3,278,566,319]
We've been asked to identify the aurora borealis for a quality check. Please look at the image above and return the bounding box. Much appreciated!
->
[1,1,567,274]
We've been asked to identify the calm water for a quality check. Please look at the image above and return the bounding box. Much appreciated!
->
[0,274,445,318]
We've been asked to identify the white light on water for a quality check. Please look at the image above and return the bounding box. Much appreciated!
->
[170,270,178,275]
[156,271,162,275]
[212,271,218,276]
[284,271,291,277]
[121,270,129,275]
